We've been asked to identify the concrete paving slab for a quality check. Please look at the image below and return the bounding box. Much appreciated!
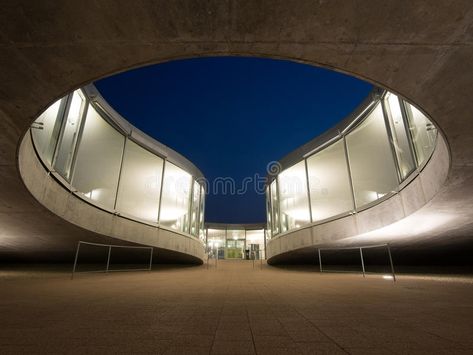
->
[0,260,472,354]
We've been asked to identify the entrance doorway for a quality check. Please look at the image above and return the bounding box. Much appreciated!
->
[206,224,267,260]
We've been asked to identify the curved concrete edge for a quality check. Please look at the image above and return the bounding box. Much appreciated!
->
[18,132,205,264]
[267,132,450,262]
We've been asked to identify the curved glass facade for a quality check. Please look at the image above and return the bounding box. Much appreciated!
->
[31,88,206,239]
[266,91,438,239]
[31,87,437,245]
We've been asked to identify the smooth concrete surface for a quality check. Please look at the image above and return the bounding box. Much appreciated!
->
[1,260,473,354]
[18,132,205,264]
[1,1,473,261]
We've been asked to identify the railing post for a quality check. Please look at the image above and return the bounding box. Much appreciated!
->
[318,249,323,273]
[360,247,366,278]
[71,241,81,280]
[106,245,112,272]
[386,244,396,282]
[148,247,153,271]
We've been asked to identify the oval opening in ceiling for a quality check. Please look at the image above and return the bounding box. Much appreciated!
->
[94,56,373,224]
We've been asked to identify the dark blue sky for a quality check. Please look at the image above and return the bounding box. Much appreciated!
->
[95,57,372,223]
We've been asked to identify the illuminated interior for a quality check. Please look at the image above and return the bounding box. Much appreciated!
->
[31,87,206,239]
[206,225,266,260]
[266,91,438,239]
[31,85,438,253]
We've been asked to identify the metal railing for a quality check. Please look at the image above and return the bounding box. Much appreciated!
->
[206,253,218,269]
[318,243,396,282]
[71,241,153,279]
[251,251,264,270]
[205,252,265,270]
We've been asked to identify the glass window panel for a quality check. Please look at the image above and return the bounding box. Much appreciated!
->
[190,180,201,237]
[54,90,86,180]
[270,181,280,236]
[246,229,265,259]
[226,229,245,241]
[198,185,206,243]
[278,161,311,231]
[207,228,225,259]
[265,187,272,239]
[72,104,125,210]
[384,93,416,180]
[31,98,64,165]
[307,139,353,221]
[115,139,163,223]
[404,102,437,167]
[159,161,192,233]
[346,103,399,208]
[226,229,245,259]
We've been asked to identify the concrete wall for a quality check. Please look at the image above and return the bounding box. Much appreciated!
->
[18,132,205,263]
[1,1,473,263]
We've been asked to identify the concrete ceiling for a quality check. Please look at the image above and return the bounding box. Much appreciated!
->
[0,1,473,263]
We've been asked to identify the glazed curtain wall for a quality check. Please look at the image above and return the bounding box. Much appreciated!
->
[31,89,205,239]
[266,91,438,239]
[206,227,266,259]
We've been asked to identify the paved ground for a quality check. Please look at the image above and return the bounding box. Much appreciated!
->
[0,260,472,354]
